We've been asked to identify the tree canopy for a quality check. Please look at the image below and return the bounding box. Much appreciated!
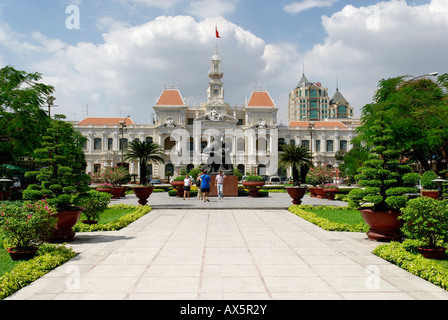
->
[0,66,54,163]
[356,73,448,172]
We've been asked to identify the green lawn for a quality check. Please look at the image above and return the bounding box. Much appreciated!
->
[308,208,366,225]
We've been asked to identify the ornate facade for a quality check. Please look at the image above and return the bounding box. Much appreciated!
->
[75,48,360,179]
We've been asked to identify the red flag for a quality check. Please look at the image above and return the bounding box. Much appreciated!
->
[215,25,221,38]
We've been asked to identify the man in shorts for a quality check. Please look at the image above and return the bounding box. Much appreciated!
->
[200,170,211,202]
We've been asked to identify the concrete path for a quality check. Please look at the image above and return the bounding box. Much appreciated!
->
[6,194,448,300]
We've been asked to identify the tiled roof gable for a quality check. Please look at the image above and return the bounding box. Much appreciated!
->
[247,91,275,108]
[156,89,185,106]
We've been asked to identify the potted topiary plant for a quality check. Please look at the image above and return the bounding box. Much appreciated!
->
[0,200,57,260]
[306,165,335,199]
[242,175,265,197]
[400,197,448,259]
[76,190,112,224]
[22,117,91,242]
[348,120,415,241]
[420,170,439,199]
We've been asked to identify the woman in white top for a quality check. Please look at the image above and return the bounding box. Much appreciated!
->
[183,176,191,200]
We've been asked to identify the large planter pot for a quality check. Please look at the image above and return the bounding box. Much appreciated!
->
[314,187,325,199]
[7,246,39,261]
[170,181,185,198]
[50,206,84,243]
[119,186,128,197]
[132,186,154,206]
[324,189,339,200]
[286,187,307,205]
[308,187,317,198]
[359,209,403,242]
[421,190,439,199]
[418,246,446,260]
[110,187,123,199]
[96,187,111,194]
[242,181,265,197]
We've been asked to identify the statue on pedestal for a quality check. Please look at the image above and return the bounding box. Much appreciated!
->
[202,131,233,175]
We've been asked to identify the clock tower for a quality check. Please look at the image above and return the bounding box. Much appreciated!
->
[207,47,225,104]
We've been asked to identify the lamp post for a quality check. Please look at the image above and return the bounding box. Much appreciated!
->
[307,121,315,163]
[119,116,130,167]
[432,177,446,200]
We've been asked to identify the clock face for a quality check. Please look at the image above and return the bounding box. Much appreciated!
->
[213,89,219,95]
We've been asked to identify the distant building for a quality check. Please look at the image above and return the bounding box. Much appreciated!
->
[288,73,354,122]
[75,48,360,180]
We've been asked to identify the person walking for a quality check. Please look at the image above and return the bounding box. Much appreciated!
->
[196,175,203,200]
[201,170,211,202]
[183,175,191,200]
[215,170,226,200]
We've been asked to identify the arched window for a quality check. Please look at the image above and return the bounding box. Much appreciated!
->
[165,164,174,177]
[326,140,334,152]
[107,138,113,151]
[278,138,285,152]
[340,140,348,152]
[94,138,102,151]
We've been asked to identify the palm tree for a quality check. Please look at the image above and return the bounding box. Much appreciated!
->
[124,140,165,185]
[279,143,313,186]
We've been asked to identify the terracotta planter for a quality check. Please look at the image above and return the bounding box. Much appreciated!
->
[286,187,307,205]
[418,246,446,260]
[324,188,339,200]
[7,247,39,261]
[119,186,128,197]
[242,181,265,197]
[96,187,111,194]
[314,187,325,199]
[132,186,154,205]
[50,206,84,243]
[421,190,439,199]
[359,209,403,242]
[308,187,317,198]
[170,181,185,198]
[110,187,122,199]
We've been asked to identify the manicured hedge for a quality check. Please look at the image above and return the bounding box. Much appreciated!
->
[73,204,152,232]
[288,205,369,233]
[373,239,448,291]
[0,244,76,300]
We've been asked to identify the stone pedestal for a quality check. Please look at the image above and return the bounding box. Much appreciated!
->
[209,175,239,197]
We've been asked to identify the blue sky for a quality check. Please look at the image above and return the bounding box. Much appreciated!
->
[0,0,445,123]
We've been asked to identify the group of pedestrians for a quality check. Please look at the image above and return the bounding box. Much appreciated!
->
[183,170,225,202]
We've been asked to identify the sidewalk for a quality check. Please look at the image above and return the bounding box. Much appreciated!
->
[6,194,448,300]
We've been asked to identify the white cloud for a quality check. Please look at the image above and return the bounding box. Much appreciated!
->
[118,0,187,10]
[188,0,238,19]
[23,15,274,122]
[284,0,338,14]
[296,0,448,116]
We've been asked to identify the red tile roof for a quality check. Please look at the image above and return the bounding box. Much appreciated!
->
[289,121,347,128]
[247,91,275,107]
[77,117,136,126]
[156,89,185,106]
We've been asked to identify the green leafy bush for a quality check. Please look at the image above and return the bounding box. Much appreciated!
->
[244,175,264,182]
[400,197,448,248]
[421,170,438,190]
[373,240,448,291]
[0,244,76,300]
[0,201,57,251]
[76,190,112,222]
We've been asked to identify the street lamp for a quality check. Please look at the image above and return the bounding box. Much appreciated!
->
[307,121,315,161]
[119,116,130,167]
[432,176,446,200]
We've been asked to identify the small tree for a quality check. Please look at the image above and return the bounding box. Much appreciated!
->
[123,140,165,185]
[348,119,415,212]
[23,117,91,210]
[279,143,313,186]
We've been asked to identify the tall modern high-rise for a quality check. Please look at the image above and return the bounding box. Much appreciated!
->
[288,73,354,122]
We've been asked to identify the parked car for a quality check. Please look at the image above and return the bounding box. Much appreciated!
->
[149,179,162,185]
[268,176,281,185]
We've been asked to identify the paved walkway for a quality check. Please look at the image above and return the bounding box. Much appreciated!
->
[7,194,448,300]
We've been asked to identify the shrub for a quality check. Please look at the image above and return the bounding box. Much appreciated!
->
[0,201,57,251]
[400,197,448,248]
[244,175,264,182]
[421,170,438,190]
[76,190,112,222]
